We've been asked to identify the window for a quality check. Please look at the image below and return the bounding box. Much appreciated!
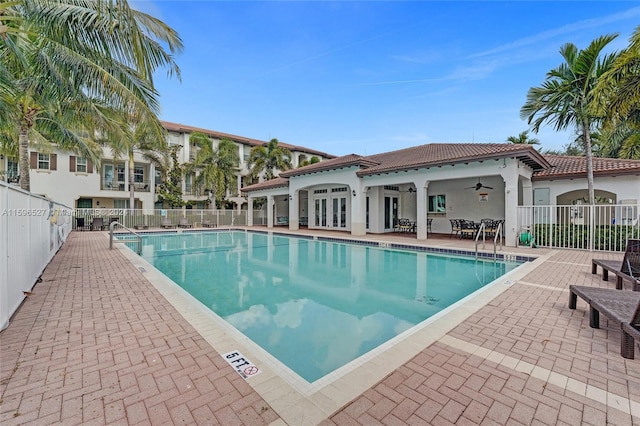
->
[114,199,130,209]
[76,157,87,173]
[428,195,446,213]
[30,152,56,170]
[38,153,50,170]
[134,166,144,183]
[7,160,18,180]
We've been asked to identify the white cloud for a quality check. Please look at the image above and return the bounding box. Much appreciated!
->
[469,6,640,59]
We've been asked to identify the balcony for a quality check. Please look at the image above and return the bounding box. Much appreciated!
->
[101,179,152,192]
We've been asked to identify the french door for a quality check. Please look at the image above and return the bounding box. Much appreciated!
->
[384,196,398,230]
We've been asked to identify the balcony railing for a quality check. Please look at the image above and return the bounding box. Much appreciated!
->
[0,172,19,185]
[101,179,152,192]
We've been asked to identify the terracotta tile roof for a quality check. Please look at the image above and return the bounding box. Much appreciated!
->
[279,154,380,178]
[161,121,335,159]
[357,143,549,176]
[534,155,640,180]
[241,177,289,193]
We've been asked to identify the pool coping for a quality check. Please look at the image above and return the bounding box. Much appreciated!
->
[114,229,549,425]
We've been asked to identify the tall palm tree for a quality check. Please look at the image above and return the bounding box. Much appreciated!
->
[187,132,240,208]
[247,138,292,181]
[105,109,171,208]
[520,34,619,204]
[506,131,540,145]
[0,0,182,191]
[595,25,640,128]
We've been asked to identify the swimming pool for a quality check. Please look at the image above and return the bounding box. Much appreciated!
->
[123,231,521,382]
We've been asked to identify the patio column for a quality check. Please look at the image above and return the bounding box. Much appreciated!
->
[416,182,428,240]
[289,193,299,230]
[267,195,274,228]
[351,187,366,236]
[247,197,254,226]
[502,170,519,247]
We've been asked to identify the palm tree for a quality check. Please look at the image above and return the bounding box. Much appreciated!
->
[506,131,540,146]
[298,156,320,167]
[0,0,182,191]
[105,109,171,208]
[595,25,640,128]
[247,138,292,181]
[520,34,619,204]
[187,132,240,208]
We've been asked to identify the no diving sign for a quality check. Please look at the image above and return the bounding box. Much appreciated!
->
[222,351,262,379]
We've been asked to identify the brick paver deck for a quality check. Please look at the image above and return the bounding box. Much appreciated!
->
[2,230,639,425]
[0,232,279,425]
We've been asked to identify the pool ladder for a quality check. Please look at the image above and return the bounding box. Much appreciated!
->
[474,222,503,260]
[109,221,142,255]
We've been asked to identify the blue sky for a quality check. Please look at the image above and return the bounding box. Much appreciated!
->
[138,1,640,157]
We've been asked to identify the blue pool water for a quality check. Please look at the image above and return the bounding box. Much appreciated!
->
[123,231,521,382]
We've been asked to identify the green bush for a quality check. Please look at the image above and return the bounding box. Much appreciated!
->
[531,224,639,251]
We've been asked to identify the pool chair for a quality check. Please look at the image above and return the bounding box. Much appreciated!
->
[161,217,175,229]
[569,285,640,359]
[91,217,105,231]
[75,217,88,231]
[201,217,217,228]
[178,217,193,228]
[591,239,640,291]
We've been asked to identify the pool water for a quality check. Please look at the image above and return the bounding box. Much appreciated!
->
[126,231,521,382]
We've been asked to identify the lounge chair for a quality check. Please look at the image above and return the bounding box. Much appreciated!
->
[569,285,640,359]
[91,217,104,231]
[161,217,175,229]
[201,217,217,228]
[591,239,640,290]
[178,217,193,228]
[75,217,87,231]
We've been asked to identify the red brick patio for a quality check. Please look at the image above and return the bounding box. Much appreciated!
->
[2,230,639,425]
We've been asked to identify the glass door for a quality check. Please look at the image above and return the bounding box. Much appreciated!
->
[103,164,114,189]
[321,199,327,226]
[331,197,347,228]
[384,196,398,230]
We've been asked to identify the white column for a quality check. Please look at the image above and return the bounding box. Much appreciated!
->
[267,195,274,228]
[247,197,254,226]
[351,187,366,236]
[502,168,519,247]
[289,193,299,230]
[416,182,428,240]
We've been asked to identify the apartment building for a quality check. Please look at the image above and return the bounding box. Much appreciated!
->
[0,121,333,210]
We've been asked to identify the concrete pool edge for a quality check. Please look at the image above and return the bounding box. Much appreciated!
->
[112,232,551,426]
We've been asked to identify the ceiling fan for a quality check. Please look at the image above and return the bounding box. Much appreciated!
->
[466,181,493,191]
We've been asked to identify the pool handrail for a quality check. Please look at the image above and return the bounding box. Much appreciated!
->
[109,221,142,255]
[475,221,503,260]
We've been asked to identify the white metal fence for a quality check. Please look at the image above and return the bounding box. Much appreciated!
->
[517,204,640,252]
[72,208,268,230]
[0,182,72,330]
